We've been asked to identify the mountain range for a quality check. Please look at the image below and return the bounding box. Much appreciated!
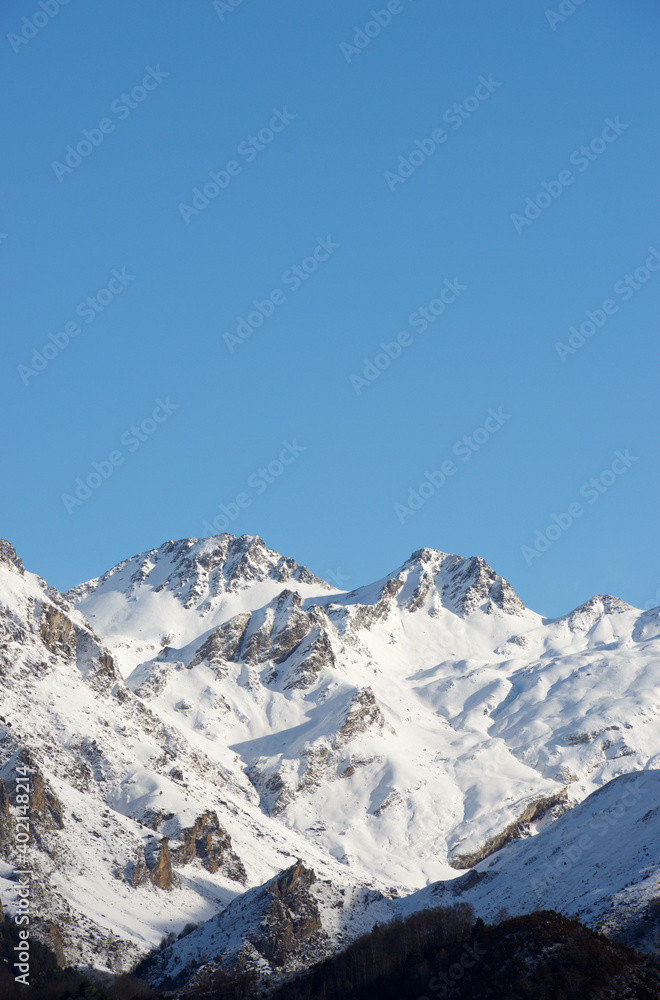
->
[0,533,658,989]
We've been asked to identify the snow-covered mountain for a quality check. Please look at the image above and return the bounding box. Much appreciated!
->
[0,533,658,983]
[147,770,660,989]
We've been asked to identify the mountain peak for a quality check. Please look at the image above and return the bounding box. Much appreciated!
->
[407,546,448,564]
[393,548,526,617]
[66,533,331,611]
[0,539,24,576]
[559,593,636,633]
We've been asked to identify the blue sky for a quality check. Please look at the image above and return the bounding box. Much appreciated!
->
[2,0,659,616]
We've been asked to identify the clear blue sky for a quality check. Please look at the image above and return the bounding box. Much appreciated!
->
[2,0,659,617]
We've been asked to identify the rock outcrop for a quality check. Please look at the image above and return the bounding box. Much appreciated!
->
[170,811,246,882]
[0,754,65,841]
[125,847,149,888]
[124,831,176,889]
[188,596,339,692]
[0,540,24,575]
[258,860,322,967]
[450,789,568,869]
[145,837,174,889]
[336,687,385,744]
[189,613,251,672]
[441,554,525,616]
[39,604,76,656]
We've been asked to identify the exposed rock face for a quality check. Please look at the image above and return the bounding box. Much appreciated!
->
[259,860,322,967]
[283,629,335,690]
[241,617,275,666]
[170,811,246,882]
[404,573,433,614]
[0,610,28,657]
[373,790,403,817]
[442,554,525,616]
[37,602,120,694]
[486,576,526,615]
[269,592,309,661]
[126,838,176,889]
[450,789,568,869]
[39,604,75,656]
[188,595,338,691]
[189,613,251,672]
[337,687,385,744]
[0,540,24,575]
[125,847,149,888]
[131,661,173,699]
[351,578,403,630]
[85,648,120,694]
[245,762,290,816]
[1,754,65,840]
[145,837,174,889]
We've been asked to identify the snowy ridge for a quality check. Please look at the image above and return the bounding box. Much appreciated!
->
[65,534,332,678]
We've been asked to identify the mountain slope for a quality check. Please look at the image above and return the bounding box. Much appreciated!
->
[406,769,660,952]
[140,769,660,990]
